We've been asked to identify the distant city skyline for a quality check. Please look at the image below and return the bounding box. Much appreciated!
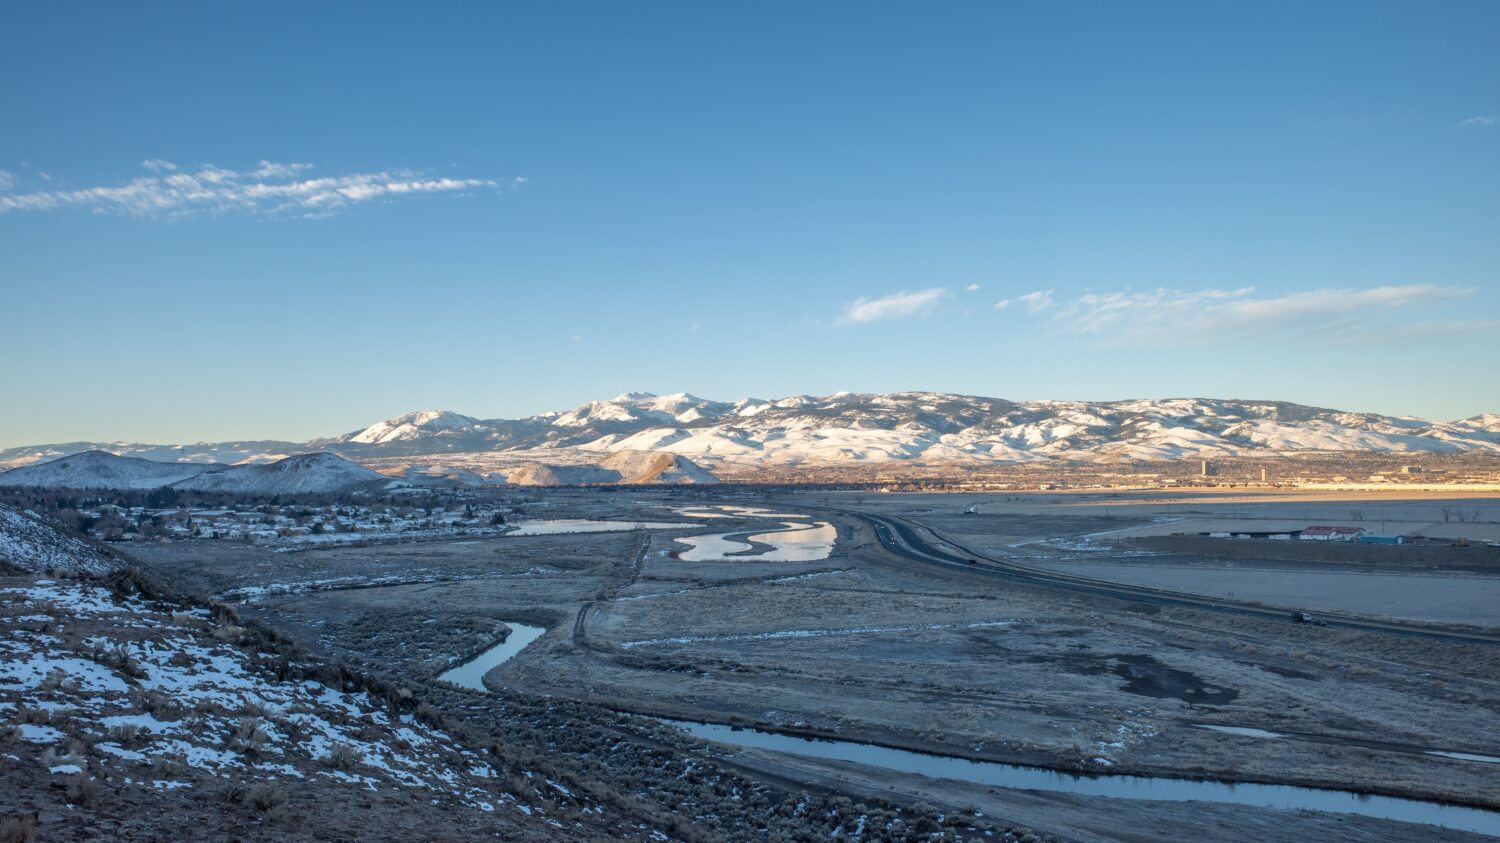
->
[2,1,1497,447]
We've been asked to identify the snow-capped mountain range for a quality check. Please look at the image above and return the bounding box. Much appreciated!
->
[3,393,1499,477]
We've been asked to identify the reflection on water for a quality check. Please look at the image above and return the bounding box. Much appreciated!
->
[660,719,1500,837]
[746,522,837,561]
[676,520,836,562]
[437,623,546,691]
[677,532,756,560]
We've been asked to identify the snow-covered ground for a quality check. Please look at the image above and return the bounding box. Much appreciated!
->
[0,576,539,815]
[0,505,119,575]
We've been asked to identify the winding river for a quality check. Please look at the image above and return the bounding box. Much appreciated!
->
[433,540,1500,838]
[436,623,547,691]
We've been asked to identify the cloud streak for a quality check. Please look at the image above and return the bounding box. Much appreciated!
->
[998,285,1473,345]
[0,160,511,218]
[994,289,1055,313]
[838,287,948,325]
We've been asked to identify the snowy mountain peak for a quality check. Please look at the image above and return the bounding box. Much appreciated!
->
[347,409,480,445]
[1463,413,1500,432]
[4,392,1498,479]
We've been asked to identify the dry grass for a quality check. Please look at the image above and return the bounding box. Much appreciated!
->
[247,780,287,812]
[319,743,361,771]
[0,813,37,843]
[64,771,96,805]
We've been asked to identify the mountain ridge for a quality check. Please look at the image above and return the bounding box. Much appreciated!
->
[4,392,1498,473]
[0,451,385,493]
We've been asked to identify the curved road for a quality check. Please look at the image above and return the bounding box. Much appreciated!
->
[840,508,1500,647]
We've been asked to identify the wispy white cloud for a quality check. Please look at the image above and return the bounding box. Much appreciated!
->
[965,283,981,292]
[0,160,507,218]
[838,287,948,325]
[998,285,1474,345]
[1459,116,1496,127]
[995,289,1054,313]
[0,169,13,192]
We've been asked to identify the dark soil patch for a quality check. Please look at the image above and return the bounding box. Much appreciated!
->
[1016,654,1110,677]
[1111,655,1238,704]
[1252,662,1321,681]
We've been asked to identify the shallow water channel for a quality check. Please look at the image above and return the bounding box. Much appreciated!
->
[659,718,1500,838]
[436,623,547,691]
[675,519,836,562]
[429,581,1500,836]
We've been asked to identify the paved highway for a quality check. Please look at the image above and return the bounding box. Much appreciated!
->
[841,508,1500,647]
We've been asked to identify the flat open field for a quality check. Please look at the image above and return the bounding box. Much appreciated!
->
[125,488,1500,842]
[1025,559,1500,625]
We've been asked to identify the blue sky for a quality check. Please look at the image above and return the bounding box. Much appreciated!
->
[1,1,1496,447]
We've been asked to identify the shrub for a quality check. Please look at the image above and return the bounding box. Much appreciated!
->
[248,781,286,812]
[320,743,360,771]
[130,689,176,718]
[231,717,270,757]
[14,707,50,726]
[65,772,96,805]
[0,813,38,843]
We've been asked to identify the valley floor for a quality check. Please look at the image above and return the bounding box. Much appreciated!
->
[110,488,1500,841]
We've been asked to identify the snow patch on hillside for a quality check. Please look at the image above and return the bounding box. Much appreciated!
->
[0,577,539,815]
[0,505,119,575]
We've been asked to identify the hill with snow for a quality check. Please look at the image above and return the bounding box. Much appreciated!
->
[172,452,386,494]
[0,504,120,574]
[598,449,720,483]
[497,450,720,486]
[0,450,220,489]
[0,451,386,494]
[0,575,622,840]
[5,392,1498,477]
[337,409,486,445]
[0,440,298,471]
